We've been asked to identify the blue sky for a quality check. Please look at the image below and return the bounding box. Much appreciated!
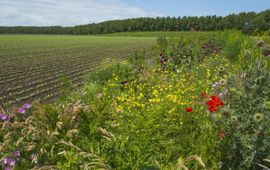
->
[0,0,269,26]
[127,0,270,17]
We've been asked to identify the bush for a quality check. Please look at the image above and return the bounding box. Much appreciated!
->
[218,40,270,169]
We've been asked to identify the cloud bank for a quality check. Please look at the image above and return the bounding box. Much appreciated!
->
[0,0,160,26]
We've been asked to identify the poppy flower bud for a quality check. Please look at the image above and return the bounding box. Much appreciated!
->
[185,107,193,112]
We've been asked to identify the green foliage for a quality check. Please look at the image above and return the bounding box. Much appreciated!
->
[220,30,247,61]
[156,36,168,50]
[57,151,81,170]
[248,10,270,34]
[86,60,134,85]
[59,75,73,99]
[218,40,270,169]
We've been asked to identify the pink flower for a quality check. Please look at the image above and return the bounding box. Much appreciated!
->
[18,107,25,114]
[4,167,13,170]
[0,113,10,121]
[23,103,31,109]
[3,157,16,166]
[13,150,20,157]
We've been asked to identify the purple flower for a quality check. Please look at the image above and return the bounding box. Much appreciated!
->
[211,82,219,90]
[18,107,26,114]
[0,113,10,121]
[218,88,228,98]
[23,103,31,109]
[13,150,20,157]
[3,158,16,166]
[4,167,13,170]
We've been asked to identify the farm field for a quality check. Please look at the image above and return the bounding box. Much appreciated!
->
[0,35,156,108]
[1,31,270,170]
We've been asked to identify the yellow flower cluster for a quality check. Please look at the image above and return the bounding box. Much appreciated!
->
[106,56,236,116]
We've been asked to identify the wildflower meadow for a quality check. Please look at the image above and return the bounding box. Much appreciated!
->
[1,31,270,169]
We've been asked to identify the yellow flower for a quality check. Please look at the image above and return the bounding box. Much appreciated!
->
[152,89,159,97]
[168,108,176,114]
[206,69,211,78]
[137,93,144,100]
[149,98,161,103]
[167,94,178,103]
[116,105,124,113]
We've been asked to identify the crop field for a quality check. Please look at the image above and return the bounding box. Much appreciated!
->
[0,35,155,108]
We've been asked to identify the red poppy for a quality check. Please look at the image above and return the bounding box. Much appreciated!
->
[207,95,224,112]
[210,95,224,106]
[185,107,193,112]
[207,100,216,106]
[208,105,218,112]
[218,131,225,138]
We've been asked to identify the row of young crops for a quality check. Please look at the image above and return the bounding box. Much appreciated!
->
[0,35,155,108]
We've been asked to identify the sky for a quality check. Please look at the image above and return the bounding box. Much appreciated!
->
[0,0,269,26]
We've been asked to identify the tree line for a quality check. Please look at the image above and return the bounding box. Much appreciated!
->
[0,10,269,35]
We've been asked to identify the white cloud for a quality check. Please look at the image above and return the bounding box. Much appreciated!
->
[0,0,160,26]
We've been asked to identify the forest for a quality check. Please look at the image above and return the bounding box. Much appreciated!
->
[0,10,269,35]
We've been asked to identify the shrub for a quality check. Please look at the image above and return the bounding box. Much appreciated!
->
[218,39,270,169]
